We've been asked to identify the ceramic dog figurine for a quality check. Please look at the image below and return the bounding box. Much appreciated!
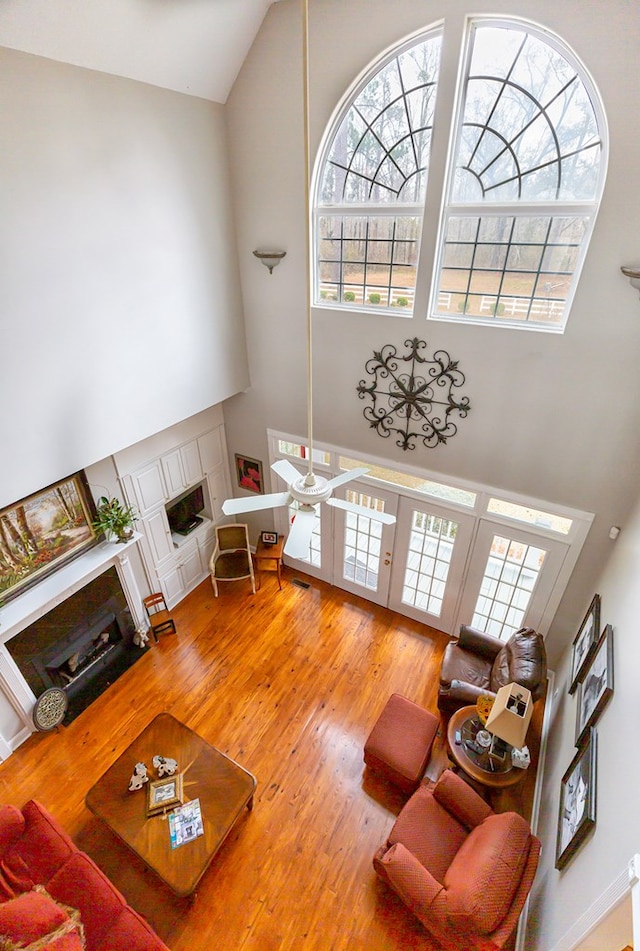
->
[153,755,178,777]
[128,762,149,791]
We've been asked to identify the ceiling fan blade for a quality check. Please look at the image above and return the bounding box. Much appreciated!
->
[326,497,396,525]
[325,467,369,490]
[284,507,317,559]
[271,458,304,486]
[221,492,290,516]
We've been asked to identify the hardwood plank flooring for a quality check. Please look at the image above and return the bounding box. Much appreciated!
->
[0,568,539,950]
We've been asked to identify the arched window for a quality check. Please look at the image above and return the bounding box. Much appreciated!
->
[314,18,607,331]
[431,19,607,330]
[314,28,443,312]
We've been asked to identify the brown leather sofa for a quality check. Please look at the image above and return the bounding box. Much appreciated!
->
[438,624,547,716]
[374,769,540,950]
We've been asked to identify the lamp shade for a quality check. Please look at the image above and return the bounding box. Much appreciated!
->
[485,683,532,749]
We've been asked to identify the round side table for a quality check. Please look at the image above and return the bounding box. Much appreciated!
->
[446,705,524,790]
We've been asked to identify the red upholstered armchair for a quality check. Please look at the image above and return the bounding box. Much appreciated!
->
[373,770,540,951]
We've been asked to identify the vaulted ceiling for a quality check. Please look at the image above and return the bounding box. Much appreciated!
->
[0,0,285,103]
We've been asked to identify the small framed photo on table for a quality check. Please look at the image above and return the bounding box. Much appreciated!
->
[147,774,184,817]
[260,531,278,546]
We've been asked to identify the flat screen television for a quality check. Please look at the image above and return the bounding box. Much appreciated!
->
[166,484,205,536]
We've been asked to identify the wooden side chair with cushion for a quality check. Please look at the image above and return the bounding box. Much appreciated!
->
[142,592,176,641]
[209,523,256,597]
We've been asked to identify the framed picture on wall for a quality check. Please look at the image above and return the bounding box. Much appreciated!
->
[568,594,601,694]
[555,728,597,871]
[234,455,264,494]
[575,625,613,746]
[0,471,98,604]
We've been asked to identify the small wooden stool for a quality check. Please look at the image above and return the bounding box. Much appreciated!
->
[364,693,439,794]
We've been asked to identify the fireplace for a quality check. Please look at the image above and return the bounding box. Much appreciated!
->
[6,567,146,725]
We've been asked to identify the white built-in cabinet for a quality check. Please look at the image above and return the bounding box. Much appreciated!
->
[121,424,231,608]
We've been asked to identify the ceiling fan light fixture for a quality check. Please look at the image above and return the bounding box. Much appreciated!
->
[220,0,397,562]
[253,249,286,274]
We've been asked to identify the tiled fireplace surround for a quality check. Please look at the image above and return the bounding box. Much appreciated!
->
[0,536,147,759]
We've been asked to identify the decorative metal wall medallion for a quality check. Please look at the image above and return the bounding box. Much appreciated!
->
[357,338,471,450]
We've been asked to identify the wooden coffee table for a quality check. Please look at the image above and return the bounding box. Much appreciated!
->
[85,713,256,896]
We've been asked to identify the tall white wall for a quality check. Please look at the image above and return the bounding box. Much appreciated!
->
[0,48,249,510]
[529,500,640,949]
[224,0,640,661]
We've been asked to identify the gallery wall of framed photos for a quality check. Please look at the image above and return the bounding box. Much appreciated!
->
[556,594,614,871]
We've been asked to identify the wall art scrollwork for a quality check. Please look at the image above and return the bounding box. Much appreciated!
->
[356,338,471,451]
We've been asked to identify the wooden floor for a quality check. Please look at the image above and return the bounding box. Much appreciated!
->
[0,568,539,951]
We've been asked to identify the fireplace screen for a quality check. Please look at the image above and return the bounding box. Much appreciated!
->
[42,615,122,692]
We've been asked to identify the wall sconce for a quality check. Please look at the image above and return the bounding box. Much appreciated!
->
[253,249,286,274]
[621,265,640,297]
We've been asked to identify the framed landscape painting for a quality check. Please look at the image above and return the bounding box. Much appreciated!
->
[0,471,98,604]
[568,594,601,694]
[575,625,613,746]
[555,728,597,871]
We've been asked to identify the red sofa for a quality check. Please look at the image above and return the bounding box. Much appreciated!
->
[0,800,170,951]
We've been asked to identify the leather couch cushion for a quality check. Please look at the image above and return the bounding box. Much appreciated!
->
[490,628,546,694]
[444,812,531,934]
[440,642,492,689]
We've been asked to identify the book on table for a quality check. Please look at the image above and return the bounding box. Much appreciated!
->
[168,798,204,849]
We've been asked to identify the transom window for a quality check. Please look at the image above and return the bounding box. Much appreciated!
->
[313,17,607,332]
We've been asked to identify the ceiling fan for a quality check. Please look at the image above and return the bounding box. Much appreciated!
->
[221,0,396,561]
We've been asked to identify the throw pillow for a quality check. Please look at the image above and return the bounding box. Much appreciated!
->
[0,885,85,951]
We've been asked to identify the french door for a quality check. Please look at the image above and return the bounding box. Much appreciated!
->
[294,499,569,639]
[387,497,476,631]
[454,520,568,639]
[269,431,588,638]
[332,484,398,605]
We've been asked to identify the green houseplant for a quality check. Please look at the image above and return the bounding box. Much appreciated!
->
[92,496,138,543]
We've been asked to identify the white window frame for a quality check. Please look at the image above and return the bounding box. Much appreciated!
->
[312,24,444,317]
[427,15,609,333]
[312,15,608,334]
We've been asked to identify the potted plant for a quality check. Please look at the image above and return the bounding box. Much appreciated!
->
[92,496,138,543]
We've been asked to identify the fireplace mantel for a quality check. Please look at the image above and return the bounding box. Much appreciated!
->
[0,535,147,758]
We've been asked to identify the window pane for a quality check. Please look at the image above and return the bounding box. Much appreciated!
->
[339,456,476,507]
[317,215,420,310]
[487,498,573,534]
[453,26,602,204]
[401,512,458,616]
[432,20,606,332]
[320,35,442,205]
[434,213,590,327]
[471,534,547,639]
[316,31,442,312]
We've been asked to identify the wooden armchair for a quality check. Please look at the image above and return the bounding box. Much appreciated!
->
[209,524,256,597]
